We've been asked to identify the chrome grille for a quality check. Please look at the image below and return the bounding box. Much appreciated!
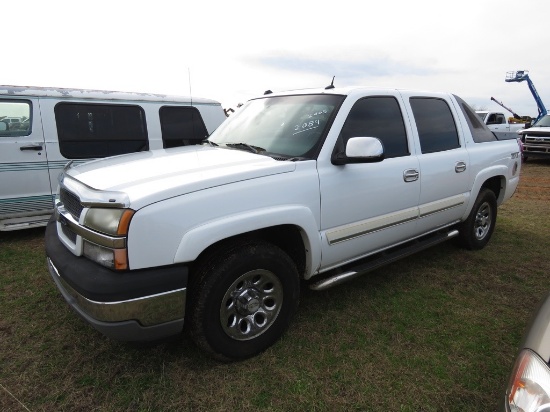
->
[60,188,83,220]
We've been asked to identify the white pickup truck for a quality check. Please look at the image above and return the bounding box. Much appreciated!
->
[476,110,527,140]
[45,87,522,361]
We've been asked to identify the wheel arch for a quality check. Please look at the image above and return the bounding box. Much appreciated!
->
[462,167,506,221]
[174,206,321,279]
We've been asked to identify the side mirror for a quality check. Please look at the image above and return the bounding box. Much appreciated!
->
[0,121,7,132]
[332,136,384,165]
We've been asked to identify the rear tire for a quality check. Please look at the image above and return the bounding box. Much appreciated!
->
[457,188,497,250]
[188,240,300,361]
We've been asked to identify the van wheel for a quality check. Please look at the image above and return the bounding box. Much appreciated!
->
[188,240,300,361]
[457,188,497,250]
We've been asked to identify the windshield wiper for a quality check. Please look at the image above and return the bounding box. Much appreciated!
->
[225,142,265,154]
[202,139,219,147]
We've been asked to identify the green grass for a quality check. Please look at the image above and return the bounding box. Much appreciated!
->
[1,160,550,411]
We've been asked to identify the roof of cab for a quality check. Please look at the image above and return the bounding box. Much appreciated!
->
[0,85,222,105]
[256,85,448,99]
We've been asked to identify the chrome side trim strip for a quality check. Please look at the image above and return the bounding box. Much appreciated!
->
[418,194,466,218]
[326,206,419,245]
[48,258,185,326]
[325,194,467,246]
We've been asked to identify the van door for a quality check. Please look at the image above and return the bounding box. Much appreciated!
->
[0,98,53,230]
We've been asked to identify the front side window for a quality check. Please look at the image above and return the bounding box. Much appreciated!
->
[410,97,460,154]
[209,94,344,159]
[160,106,208,148]
[337,96,409,158]
[0,100,31,137]
[55,103,148,159]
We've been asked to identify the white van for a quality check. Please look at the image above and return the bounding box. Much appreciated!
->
[0,85,227,231]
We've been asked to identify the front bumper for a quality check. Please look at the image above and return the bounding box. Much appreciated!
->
[45,218,188,341]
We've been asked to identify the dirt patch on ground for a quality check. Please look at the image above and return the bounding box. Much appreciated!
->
[515,160,550,200]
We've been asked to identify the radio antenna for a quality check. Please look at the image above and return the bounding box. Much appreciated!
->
[188,67,193,106]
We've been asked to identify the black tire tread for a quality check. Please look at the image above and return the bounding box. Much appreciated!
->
[187,239,299,361]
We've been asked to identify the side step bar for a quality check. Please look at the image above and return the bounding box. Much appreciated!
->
[309,229,459,291]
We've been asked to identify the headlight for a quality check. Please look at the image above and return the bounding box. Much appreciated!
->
[507,349,550,412]
[82,208,134,270]
[84,208,134,236]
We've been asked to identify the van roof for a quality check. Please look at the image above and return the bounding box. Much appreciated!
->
[0,85,221,106]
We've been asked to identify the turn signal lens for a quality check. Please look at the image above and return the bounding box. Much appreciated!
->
[507,349,550,412]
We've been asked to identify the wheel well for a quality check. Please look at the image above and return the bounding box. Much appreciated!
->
[481,176,503,201]
[191,225,307,277]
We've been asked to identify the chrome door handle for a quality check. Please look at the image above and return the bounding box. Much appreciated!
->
[455,161,467,173]
[403,169,419,182]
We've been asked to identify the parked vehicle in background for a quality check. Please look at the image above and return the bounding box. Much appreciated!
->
[502,291,550,411]
[0,85,226,231]
[517,114,550,161]
[476,110,528,140]
[45,85,522,361]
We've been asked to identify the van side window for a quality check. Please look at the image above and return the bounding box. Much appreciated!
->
[410,97,460,153]
[337,96,409,158]
[159,106,209,148]
[453,94,496,143]
[55,103,148,159]
[0,100,31,137]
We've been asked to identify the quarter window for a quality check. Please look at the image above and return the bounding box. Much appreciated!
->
[453,94,496,143]
[55,103,148,159]
[0,100,31,137]
[410,97,460,153]
[338,96,409,158]
[159,106,208,148]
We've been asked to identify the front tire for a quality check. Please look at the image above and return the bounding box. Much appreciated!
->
[457,188,497,250]
[188,240,300,361]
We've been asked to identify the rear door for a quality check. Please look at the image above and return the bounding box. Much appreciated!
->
[403,92,471,232]
[0,97,53,229]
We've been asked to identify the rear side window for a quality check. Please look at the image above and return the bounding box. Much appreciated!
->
[410,97,460,153]
[0,100,31,137]
[453,94,497,143]
[55,103,148,159]
[338,96,409,158]
[160,106,208,148]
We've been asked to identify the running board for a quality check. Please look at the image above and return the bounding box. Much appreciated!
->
[309,229,459,291]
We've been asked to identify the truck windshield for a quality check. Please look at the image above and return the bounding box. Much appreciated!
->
[209,94,344,159]
[533,115,550,127]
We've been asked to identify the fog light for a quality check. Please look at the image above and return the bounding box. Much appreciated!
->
[83,240,128,270]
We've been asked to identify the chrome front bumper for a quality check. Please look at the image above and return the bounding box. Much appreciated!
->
[47,257,186,341]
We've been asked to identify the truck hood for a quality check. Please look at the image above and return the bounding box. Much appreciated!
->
[66,146,296,209]
[521,126,550,136]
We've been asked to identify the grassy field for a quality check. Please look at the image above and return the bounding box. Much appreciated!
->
[1,160,550,411]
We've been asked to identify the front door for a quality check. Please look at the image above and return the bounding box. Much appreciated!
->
[318,94,421,271]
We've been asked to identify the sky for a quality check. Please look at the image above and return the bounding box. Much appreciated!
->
[4,0,549,118]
